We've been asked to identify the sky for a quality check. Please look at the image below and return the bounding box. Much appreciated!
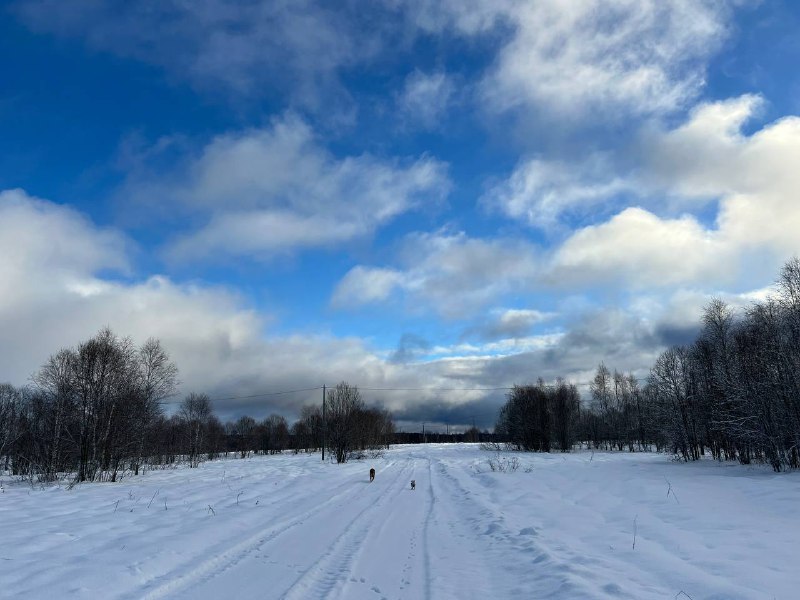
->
[2,0,800,430]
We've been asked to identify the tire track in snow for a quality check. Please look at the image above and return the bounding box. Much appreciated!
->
[422,455,508,598]
[432,456,599,599]
[130,462,397,600]
[422,457,435,600]
[328,455,433,600]
[280,457,413,600]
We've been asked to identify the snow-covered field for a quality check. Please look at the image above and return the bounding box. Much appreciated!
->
[1,445,797,599]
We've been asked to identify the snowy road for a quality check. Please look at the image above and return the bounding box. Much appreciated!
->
[2,445,799,599]
[130,453,496,600]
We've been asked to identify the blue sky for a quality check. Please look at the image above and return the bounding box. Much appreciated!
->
[2,1,800,428]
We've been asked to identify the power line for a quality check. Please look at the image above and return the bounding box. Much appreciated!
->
[357,386,515,392]
[162,385,324,405]
[161,376,651,406]
[212,386,324,401]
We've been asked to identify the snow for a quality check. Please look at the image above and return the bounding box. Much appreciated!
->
[1,445,798,599]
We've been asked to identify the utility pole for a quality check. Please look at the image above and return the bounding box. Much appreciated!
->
[321,384,326,462]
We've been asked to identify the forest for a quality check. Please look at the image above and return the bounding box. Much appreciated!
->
[0,333,392,482]
[496,259,800,472]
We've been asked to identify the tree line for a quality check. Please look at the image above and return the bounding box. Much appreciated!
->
[495,259,800,472]
[644,259,800,471]
[1,329,180,482]
[0,329,394,483]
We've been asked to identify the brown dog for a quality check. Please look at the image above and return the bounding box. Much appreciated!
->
[369,468,375,482]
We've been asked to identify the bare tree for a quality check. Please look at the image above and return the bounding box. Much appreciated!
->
[325,382,365,463]
[265,414,289,454]
[551,380,580,452]
[0,384,23,470]
[232,415,256,458]
[495,384,551,452]
[132,338,178,474]
[179,393,212,467]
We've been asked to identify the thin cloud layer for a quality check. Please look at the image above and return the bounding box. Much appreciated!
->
[119,115,451,262]
[333,231,541,318]
[463,308,556,342]
[14,0,384,108]
[484,156,633,228]
[398,70,456,129]
[399,0,733,119]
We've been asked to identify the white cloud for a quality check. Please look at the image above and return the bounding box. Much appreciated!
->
[550,207,727,288]
[643,95,800,255]
[0,189,129,312]
[546,95,800,288]
[428,333,564,359]
[399,0,733,119]
[0,190,266,394]
[641,95,771,198]
[120,115,450,262]
[0,190,538,423]
[332,266,405,306]
[5,190,783,426]
[489,308,554,333]
[16,1,738,121]
[398,70,455,129]
[333,231,541,318]
[483,156,632,227]
[332,93,800,313]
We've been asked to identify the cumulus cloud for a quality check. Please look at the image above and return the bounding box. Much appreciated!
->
[549,207,728,288]
[119,115,450,262]
[544,95,800,288]
[643,95,800,255]
[333,231,541,318]
[0,189,129,304]
[333,94,800,327]
[0,190,265,399]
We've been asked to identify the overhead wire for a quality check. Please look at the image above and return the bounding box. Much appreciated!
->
[162,377,651,404]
